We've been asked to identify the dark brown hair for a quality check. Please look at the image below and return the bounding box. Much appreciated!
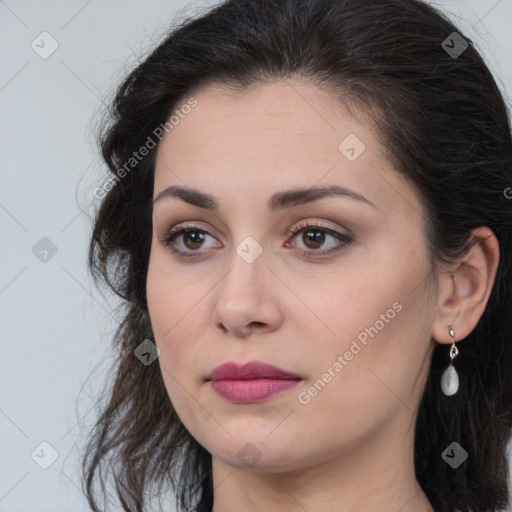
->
[82,1,512,511]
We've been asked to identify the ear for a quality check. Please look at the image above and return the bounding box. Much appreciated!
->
[431,226,500,344]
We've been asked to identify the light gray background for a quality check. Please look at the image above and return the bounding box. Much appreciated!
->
[1,1,511,511]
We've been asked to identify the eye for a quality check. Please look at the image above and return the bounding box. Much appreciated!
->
[158,224,221,259]
[158,221,352,259]
[286,221,352,257]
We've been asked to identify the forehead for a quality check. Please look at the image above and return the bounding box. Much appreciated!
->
[157,80,371,158]
[153,80,420,220]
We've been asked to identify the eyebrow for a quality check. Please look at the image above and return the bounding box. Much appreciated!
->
[152,184,378,211]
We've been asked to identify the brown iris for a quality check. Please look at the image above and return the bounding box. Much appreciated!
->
[302,229,325,249]
[182,230,205,250]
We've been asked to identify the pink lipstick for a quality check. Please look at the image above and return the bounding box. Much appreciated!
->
[207,360,302,403]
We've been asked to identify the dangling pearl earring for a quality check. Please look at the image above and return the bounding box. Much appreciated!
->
[440,326,459,396]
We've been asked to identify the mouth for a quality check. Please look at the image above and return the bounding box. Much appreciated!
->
[209,378,301,403]
[206,360,302,403]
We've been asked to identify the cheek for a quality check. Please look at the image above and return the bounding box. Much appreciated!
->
[146,248,216,388]
[292,301,426,448]
[147,245,200,337]
[146,264,203,422]
[146,252,195,370]
[299,248,431,399]
[291,261,402,349]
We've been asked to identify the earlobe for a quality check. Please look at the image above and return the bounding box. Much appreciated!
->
[431,226,500,345]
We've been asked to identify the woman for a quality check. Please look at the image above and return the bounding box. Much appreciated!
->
[82,0,512,511]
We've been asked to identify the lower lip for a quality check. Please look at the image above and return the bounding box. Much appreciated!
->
[209,378,301,403]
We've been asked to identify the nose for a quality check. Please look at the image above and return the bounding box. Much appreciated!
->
[211,243,283,337]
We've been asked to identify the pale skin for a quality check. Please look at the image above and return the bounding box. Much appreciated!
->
[146,80,499,512]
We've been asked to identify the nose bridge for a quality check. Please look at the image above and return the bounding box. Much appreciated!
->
[219,234,266,301]
[211,233,277,333]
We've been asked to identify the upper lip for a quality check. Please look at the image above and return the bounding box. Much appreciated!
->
[207,361,302,381]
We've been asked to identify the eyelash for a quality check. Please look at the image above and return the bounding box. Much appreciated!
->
[158,221,352,260]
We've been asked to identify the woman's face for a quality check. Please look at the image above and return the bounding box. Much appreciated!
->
[147,80,438,474]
